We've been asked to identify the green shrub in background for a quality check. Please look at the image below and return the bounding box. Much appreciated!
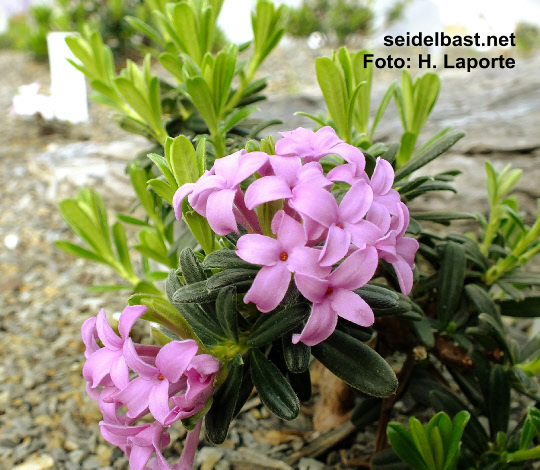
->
[287,0,374,44]
[515,22,540,53]
[0,0,150,61]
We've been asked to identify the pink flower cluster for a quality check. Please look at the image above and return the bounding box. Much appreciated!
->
[82,305,220,470]
[173,127,419,346]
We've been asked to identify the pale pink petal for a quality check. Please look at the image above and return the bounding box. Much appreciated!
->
[366,202,391,234]
[237,234,282,266]
[370,157,394,195]
[312,126,343,151]
[83,347,120,388]
[96,309,122,351]
[276,212,307,251]
[123,338,158,379]
[330,289,374,326]
[115,376,156,418]
[206,188,238,235]
[377,189,401,216]
[244,176,292,210]
[346,220,384,249]
[118,305,147,340]
[331,142,365,169]
[148,378,173,425]
[397,237,419,267]
[329,247,378,290]
[213,151,241,184]
[129,441,155,470]
[173,183,195,220]
[290,185,338,227]
[297,162,331,188]
[82,317,99,358]
[288,247,332,277]
[275,127,314,156]
[327,163,357,185]
[109,354,130,390]
[294,273,329,303]
[302,215,328,243]
[292,300,338,346]
[392,257,415,295]
[188,175,226,216]
[244,263,291,313]
[338,181,373,223]
[269,155,302,186]
[319,225,351,267]
[233,151,269,185]
[155,340,198,383]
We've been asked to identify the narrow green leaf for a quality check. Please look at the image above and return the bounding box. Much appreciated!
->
[498,296,540,318]
[394,129,466,182]
[168,135,200,187]
[54,240,106,263]
[148,179,175,204]
[248,303,311,348]
[216,286,239,343]
[387,422,430,470]
[311,329,397,397]
[112,222,134,277]
[316,56,349,140]
[250,348,300,421]
[488,364,510,437]
[205,360,243,444]
[437,242,466,327]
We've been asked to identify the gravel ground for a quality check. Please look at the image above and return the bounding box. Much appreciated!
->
[1,42,540,470]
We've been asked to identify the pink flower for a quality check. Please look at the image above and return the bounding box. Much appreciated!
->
[375,202,419,295]
[162,354,221,426]
[244,157,330,210]
[173,150,268,235]
[115,339,199,424]
[100,420,171,470]
[291,181,382,266]
[275,126,364,164]
[293,247,379,346]
[82,305,157,399]
[237,211,331,312]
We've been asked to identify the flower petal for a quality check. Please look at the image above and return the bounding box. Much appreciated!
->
[392,256,415,295]
[81,317,99,358]
[328,247,378,290]
[370,157,394,195]
[346,219,384,249]
[206,188,238,235]
[213,150,241,184]
[330,289,374,327]
[96,309,122,351]
[237,234,282,266]
[172,183,195,220]
[288,247,331,277]
[234,151,269,185]
[148,378,173,425]
[118,305,147,340]
[244,263,291,313]
[156,340,199,383]
[244,176,292,210]
[338,181,373,223]
[294,272,329,303]
[291,184,338,227]
[275,212,307,252]
[292,300,338,346]
[123,338,158,379]
[318,225,351,267]
[115,376,156,419]
[331,142,365,169]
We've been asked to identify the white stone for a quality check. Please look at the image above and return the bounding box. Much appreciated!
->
[47,32,88,123]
